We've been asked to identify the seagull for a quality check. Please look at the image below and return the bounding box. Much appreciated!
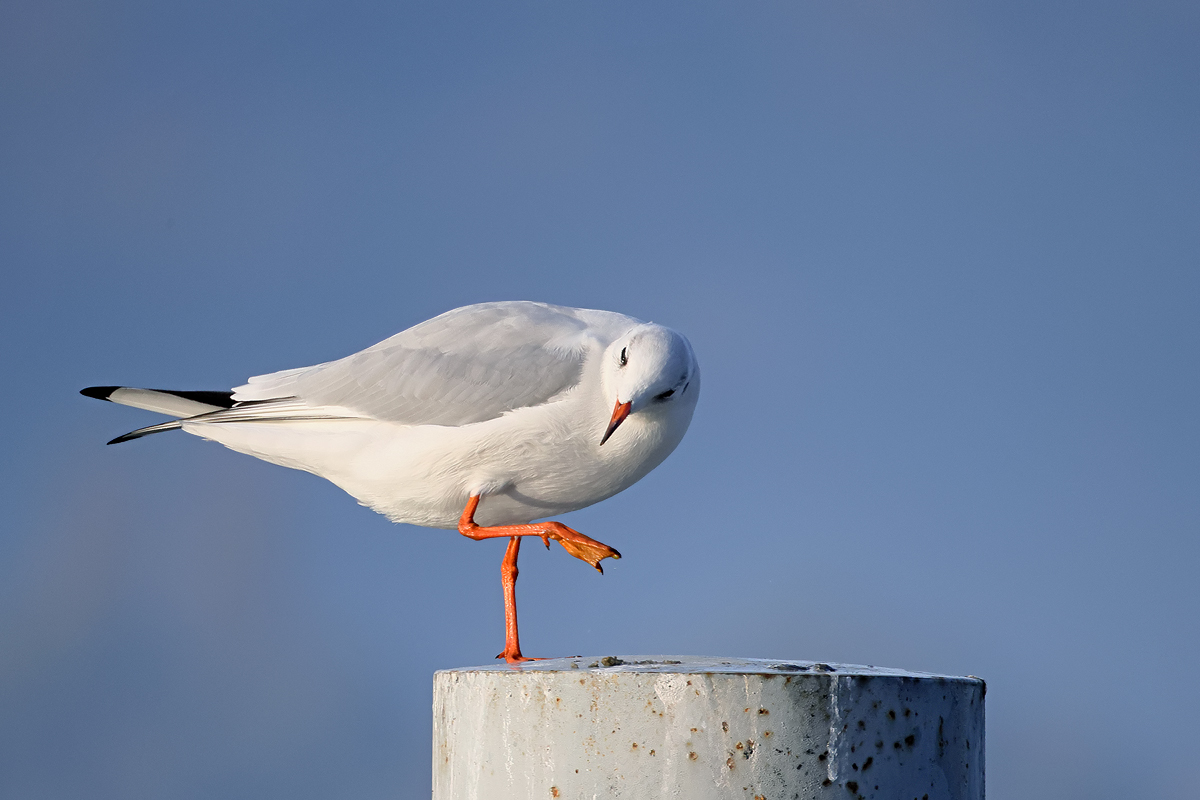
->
[82,301,700,662]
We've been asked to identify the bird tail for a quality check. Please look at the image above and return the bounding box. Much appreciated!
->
[80,386,235,444]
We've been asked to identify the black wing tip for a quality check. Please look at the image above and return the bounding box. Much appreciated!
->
[80,386,237,409]
[107,431,150,445]
[170,390,236,408]
[81,386,120,401]
[107,426,173,445]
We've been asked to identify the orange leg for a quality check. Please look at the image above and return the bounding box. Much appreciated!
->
[499,536,524,662]
[458,495,621,663]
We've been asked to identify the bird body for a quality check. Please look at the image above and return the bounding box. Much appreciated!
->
[90,301,699,528]
[84,301,700,661]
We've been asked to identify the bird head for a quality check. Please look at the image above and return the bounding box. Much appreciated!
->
[600,323,699,445]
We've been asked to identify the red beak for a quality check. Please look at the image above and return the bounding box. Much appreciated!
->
[600,400,632,445]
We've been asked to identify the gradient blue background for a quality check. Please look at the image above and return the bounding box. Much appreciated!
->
[3,2,1198,797]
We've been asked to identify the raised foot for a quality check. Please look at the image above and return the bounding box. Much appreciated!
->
[541,522,621,573]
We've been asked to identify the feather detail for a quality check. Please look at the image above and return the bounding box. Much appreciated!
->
[81,386,234,417]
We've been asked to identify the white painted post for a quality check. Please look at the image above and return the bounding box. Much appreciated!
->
[433,656,983,800]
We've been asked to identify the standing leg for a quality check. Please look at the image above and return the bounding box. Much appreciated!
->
[498,536,527,662]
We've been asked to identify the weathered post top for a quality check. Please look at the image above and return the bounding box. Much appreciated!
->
[433,656,984,800]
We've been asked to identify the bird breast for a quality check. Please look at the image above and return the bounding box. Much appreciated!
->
[332,386,695,529]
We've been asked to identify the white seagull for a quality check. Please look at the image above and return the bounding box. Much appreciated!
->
[82,301,700,662]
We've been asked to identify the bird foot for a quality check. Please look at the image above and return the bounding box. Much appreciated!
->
[496,650,545,664]
[540,522,621,573]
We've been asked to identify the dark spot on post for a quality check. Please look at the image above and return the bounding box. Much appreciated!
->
[758,708,769,715]
[551,788,560,798]
[818,751,828,762]
[887,710,896,720]
[904,734,915,748]
[894,741,902,749]
[722,721,728,732]
[904,708,911,717]
[861,756,873,771]
[857,720,866,729]
[847,781,859,793]
[688,752,697,761]
[823,779,832,786]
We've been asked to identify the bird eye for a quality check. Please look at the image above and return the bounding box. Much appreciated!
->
[655,388,675,401]
[619,347,628,367]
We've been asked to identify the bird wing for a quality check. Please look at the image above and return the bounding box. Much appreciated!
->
[228,302,629,426]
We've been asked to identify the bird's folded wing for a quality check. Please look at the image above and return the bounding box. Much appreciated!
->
[230,302,619,427]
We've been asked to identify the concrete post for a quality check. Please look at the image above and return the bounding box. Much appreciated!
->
[433,656,984,800]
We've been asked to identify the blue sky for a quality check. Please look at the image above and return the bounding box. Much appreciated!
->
[2,2,1198,798]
